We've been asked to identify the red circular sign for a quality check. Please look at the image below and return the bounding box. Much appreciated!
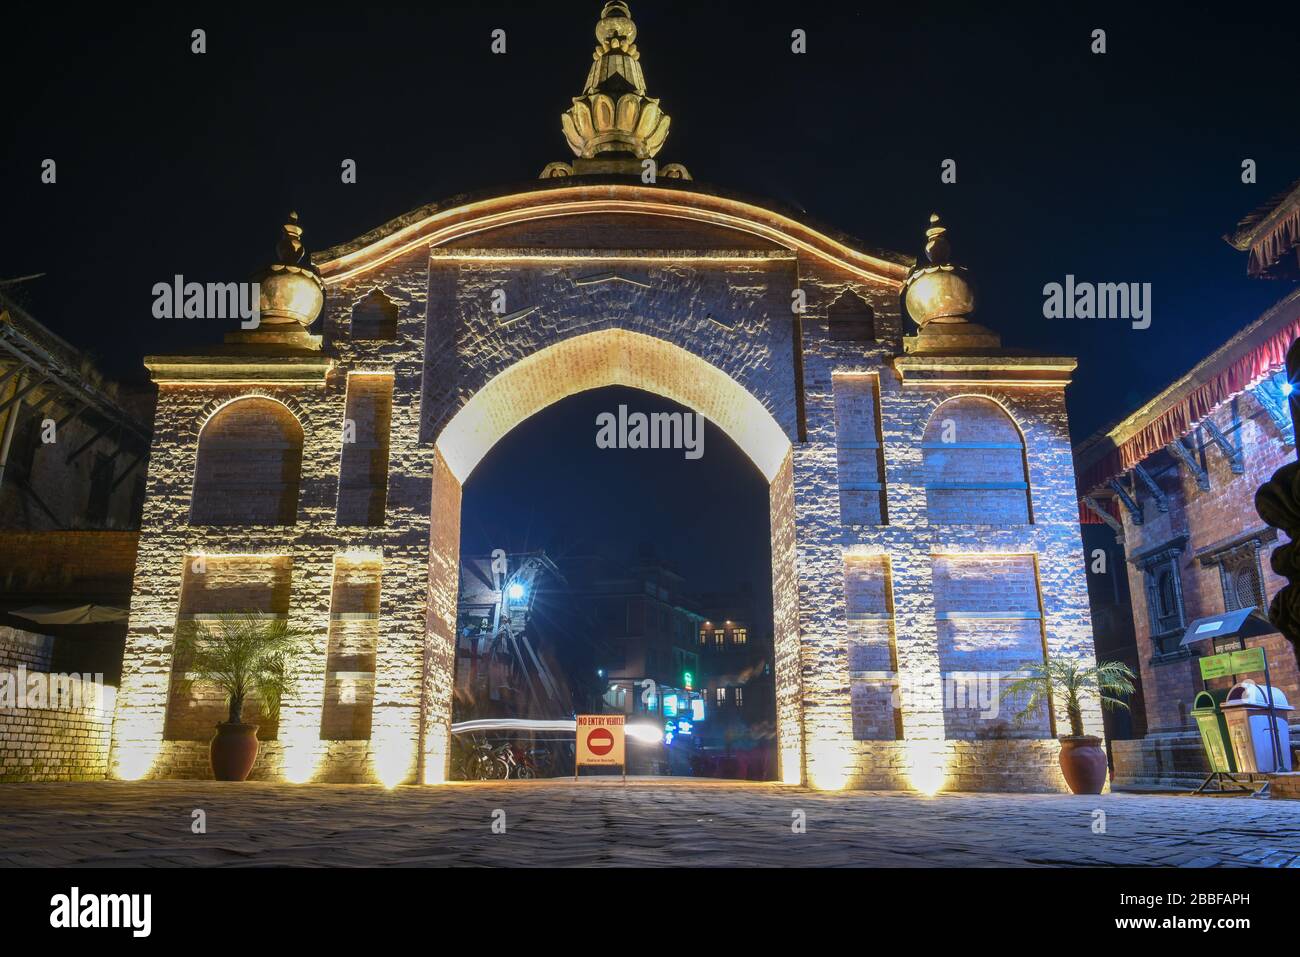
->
[587,727,615,756]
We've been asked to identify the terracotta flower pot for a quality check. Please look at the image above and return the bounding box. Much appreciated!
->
[1058,735,1108,794]
[210,723,260,781]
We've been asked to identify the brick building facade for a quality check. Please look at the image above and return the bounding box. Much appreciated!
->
[0,290,149,781]
[1076,179,1300,787]
[109,2,1099,792]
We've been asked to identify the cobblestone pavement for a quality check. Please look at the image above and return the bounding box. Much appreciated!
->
[0,778,1298,867]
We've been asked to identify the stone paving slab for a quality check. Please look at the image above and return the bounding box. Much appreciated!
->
[0,778,1297,867]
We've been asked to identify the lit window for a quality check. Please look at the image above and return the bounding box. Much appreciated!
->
[733,628,747,646]
[716,687,727,705]
[734,687,744,707]
[714,629,725,647]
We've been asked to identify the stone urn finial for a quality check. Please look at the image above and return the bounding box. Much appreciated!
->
[904,213,976,329]
[901,213,1000,354]
[255,211,324,332]
[275,211,307,266]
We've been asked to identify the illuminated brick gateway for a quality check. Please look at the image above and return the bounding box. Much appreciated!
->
[111,2,1100,791]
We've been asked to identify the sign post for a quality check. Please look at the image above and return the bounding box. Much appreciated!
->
[575,714,626,782]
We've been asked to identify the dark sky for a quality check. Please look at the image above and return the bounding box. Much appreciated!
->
[460,385,772,613]
[4,1,1297,437]
[3,1,1298,598]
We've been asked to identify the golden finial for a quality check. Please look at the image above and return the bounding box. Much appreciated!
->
[924,213,952,265]
[560,2,671,161]
[254,211,323,333]
[275,211,307,266]
[903,212,980,336]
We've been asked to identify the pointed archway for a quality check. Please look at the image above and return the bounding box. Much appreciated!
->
[418,328,804,784]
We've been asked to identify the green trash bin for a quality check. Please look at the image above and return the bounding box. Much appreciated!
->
[1192,689,1236,773]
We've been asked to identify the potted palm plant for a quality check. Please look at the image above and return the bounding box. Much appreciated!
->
[174,612,307,782]
[1000,657,1137,794]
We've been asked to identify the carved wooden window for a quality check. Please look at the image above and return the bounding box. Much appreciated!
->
[1135,537,1187,654]
[1198,530,1276,616]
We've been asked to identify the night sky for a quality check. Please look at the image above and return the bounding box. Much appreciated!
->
[4,1,1298,600]
[460,386,772,613]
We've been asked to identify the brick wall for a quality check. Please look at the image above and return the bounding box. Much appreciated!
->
[833,377,887,524]
[337,373,393,526]
[0,669,115,782]
[797,254,1098,790]
[163,556,294,743]
[931,554,1051,739]
[321,558,381,741]
[0,530,138,598]
[114,185,1097,793]
[0,627,55,670]
[1117,390,1300,736]
[923,396,1030,525]
[191,397,303,526]
[0,383,148,532]
[844,555,900,741]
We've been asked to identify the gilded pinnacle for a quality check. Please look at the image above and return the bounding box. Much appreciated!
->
[902,212,997,352]
[924,213,952,265]
[253,211,323,335]
[561,2,671,160]
[275,211,307,266]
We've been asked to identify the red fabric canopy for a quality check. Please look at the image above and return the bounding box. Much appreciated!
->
[1077,312,1300,522]
[1250,206,1300,278]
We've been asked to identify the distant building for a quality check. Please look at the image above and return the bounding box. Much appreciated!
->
[0,290,152,681]
[565,554,703,772]
[0,291,151,532]
[454,551,598,721]
[1075,180,1300,788]
[695,588,778,779]
[0,289,152,781]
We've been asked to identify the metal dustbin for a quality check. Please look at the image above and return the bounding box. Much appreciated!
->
[1191,690,1236,773]
[1221,680,1294,773]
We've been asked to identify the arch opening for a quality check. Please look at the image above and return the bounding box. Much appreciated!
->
[420,329,802,786]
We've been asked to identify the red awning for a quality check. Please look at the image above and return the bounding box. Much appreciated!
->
[1077,297,1300,522]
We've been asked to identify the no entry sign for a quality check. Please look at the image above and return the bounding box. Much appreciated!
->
[576,714,625,772]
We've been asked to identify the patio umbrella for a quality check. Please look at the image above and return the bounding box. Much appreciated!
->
[9,604,129,626]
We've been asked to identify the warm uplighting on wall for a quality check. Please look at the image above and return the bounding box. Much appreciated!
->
[422,721,450,786]
[804,738,849,791]
[279,709,324,784]
[905,741,950,796]
[370,708,417,789]
[777,715,804,785]
[109,710,162,782]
